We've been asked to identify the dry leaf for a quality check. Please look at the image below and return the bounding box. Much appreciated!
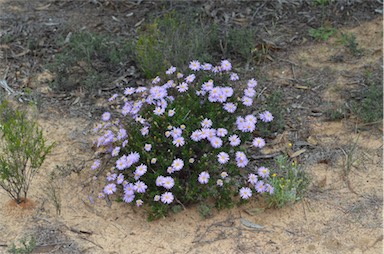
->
[72,97,80,105]
[307,136,318,146]
[134,18,145,28]
[233,17,249,26]
[35,3,51,11]
[295,85,309,89]
[12,49,30,58]
[244,208,265,216]
[241,218,264,229]
[290,149,306,158]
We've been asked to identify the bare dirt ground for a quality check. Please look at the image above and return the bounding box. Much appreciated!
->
[0,1,382,254]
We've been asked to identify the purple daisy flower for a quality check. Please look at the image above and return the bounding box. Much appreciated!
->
[244,88,256,97]
[198,171,210,184]
[189,60,201,71]
[177,82,189,92]
[191,130,202,142]
[185,74,196,83]
[116,173,124,185]
[235,151,248,168]
[242,96,253,107]
[166,66,176,75]
[112,147,120,157]
[91,159,101,170]
[173,137,185,147]
[247,78,257,88]
[102,112,111,122]
[202,63,212,71]
[253,137,266,148]
[216,128,228,137]
[103,183,117,195]
[123,192,135,203]
[239,187,252,199]
[220,60,232,71]
[229,134,241,147]
[258,166,270,178]
[260,111,274,122]
[172,158,184,171]
[106,172,117,182]
[255,181,266,193]
[248,173,258,185]
[162,176,175,190]
[156,176,165,187]
[201,118,213,128]
[223,102,237,113]
[210,137,223,149]
[217,152,230,164]
[265,183,274,195]
[161,192,174,204]
[134,181,147,193]
[230,73,239,81]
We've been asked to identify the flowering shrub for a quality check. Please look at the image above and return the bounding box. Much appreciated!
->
[92,60,275,219]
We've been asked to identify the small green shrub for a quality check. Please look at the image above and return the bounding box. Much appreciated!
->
[7,236,36,254]
[350,83,383,123]
[49,31,131,92]
[309,26,337,41]
[265,155,309,208]
[324,107,345,121]
[198,203,213,219]
[0,101,54,204]
[338,32,363,56]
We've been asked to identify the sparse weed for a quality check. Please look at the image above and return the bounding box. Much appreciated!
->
[309,26,337,41]
[265,155,309,208]
[45,170,62,215]
[258,90,285,137]
[341,135,360,177]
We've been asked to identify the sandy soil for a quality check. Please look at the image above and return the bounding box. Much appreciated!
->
[0,11,382,254]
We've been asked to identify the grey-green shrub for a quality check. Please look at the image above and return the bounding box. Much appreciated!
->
[0,101,54,204]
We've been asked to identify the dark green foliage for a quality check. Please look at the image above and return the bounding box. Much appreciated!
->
[48,31,132,92]
[134,12,218,78]
[226,27,257,64]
